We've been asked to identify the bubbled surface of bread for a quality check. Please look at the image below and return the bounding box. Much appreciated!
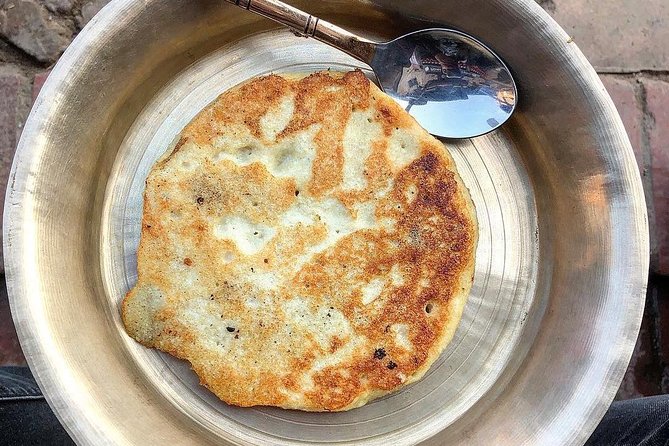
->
[122,70,478,411]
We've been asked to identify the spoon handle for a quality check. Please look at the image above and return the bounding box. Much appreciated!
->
[226,0,377,64]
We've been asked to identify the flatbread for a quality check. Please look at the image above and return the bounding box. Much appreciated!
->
[122,70,477,411]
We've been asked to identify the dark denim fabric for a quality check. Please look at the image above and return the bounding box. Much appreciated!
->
[0,367,74,445]
[1,366,668,445]
[0,367,41,401]
[585,395,669,446]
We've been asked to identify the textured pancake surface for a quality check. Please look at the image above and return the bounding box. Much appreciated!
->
[122,70,478,411]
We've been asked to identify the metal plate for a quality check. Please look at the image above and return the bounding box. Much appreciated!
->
[4,1,648,445]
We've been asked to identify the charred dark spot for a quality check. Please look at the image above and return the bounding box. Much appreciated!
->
[234,334,239,339]
[196,197,204,205]
[379,106,392,120]
[183,257,193,266]
[387,361,398,370]
[264,258,269,264]
[226,327,235,332]
[374,348,387,360]
[384,325,391,333]
[415,152,438,174]
[295,190,300,196]
[451,240,464,252]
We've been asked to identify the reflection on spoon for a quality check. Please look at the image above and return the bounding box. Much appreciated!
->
[372,29,517,138]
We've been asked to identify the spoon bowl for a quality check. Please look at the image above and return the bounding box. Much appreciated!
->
[372,29,517,138]
[226,0,517,138]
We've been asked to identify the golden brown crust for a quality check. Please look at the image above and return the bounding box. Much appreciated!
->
[122,70,477,411]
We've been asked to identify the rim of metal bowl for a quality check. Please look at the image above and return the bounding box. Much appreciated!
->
[3,0,648,445]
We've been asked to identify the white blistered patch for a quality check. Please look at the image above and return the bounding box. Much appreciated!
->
[268,125,320,187]
[390,264,404,286]
[260,95,295,141]
[391,323,413,351]
[342,110,382,190]
[353,201,376,228]
[387,128,420,171]
[361,278,385,305]
[179,298,236,352]
[214,215,276,255]
[212,125,320,189]
[405,183,418,203]
[246,270,280,291]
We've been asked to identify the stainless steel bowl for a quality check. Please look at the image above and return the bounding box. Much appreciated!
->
[4,0,648,445]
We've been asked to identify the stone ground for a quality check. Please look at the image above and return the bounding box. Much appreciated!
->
[0,0,667,400]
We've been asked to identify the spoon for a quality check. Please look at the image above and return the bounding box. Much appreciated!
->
[225,0,517,139]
